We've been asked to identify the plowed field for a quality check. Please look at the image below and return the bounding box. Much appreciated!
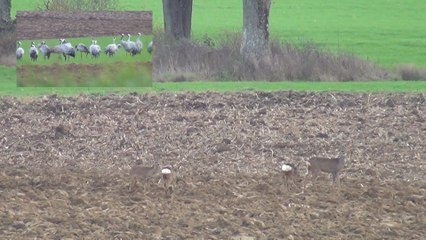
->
[0,92,425,239]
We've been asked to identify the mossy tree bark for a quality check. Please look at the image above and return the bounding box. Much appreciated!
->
[162,0,193,39]
[240,0,271,61]
[0,0,11,22]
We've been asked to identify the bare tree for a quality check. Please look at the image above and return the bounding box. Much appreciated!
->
[162,0,192,39]
[0,0,11,22]
[240,0,271,60]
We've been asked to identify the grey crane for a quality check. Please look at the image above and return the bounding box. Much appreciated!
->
[60,39,76,60]
[38,41,51,60]
[126,34,137,56]
[147,40,153,54]
[50,39,75,61]
[134,32,143,55]
[75,43,90,59]
[105,37,119,57]
[16,41,24,61]
[89,39,101,58]
[29,42,38,62]
[120,33,130,55]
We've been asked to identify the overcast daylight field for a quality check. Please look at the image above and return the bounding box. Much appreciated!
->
[16,35,153,87]
[1,0,425,94]
[0,0,425,239]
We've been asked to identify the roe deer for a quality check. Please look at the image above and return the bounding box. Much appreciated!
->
[281,163,298,190]
[303,152,346,190]
[129,164,160,192]
[160,165,176,195]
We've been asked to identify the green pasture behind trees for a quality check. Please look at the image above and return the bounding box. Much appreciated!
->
[11,0,426,67]
[2,0,425,96]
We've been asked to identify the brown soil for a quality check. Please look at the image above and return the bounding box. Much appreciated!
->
[0,92,425,239]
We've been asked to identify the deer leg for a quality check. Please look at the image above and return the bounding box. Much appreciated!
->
[287,176,291,191]
[129,177,135,192]
[290,175,297,189]
[331,172,341,187]
[335,173,341,187]
[303,172,310,191]
[283,175,288,191]
[306,170,320,191]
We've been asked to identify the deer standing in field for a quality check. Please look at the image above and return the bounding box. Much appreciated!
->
[129,164,160,192]
[281,163,298,191]
[160,165,176,195]
[303,151,346,190]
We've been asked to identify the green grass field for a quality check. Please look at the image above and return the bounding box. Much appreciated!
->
[16,36,152,87]
[11,0,426,67]
[17,35,152,65]
[2,0,425,96]
[1,65,425,97]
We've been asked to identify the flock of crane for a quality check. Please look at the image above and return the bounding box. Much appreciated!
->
[16,33,153,62]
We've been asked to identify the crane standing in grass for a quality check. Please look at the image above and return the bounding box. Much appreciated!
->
[16,41,24,61]
[89,39,101,58]
[120,33,130,56]
[51,39,76,61]
[134,32,143,55]
[75,43,90,59]
[38,41,51,60]
[147,40,153,54]
[105,37,119,57]
[126,34,137,56]
[29,42,38,62]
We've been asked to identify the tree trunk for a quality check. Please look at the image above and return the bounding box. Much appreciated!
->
[0,0,11,22]
[240,0,271,60]
[162,0,192,39]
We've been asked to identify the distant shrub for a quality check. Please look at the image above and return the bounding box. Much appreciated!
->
[40,0,118,11]
[153,32,394,82]
[398,64,426,80]
[200,34,216,47]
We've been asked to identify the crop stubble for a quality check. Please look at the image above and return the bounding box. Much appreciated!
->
[0,91,425,239]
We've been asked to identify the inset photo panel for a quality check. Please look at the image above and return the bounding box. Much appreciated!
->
[16,11,153,87]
